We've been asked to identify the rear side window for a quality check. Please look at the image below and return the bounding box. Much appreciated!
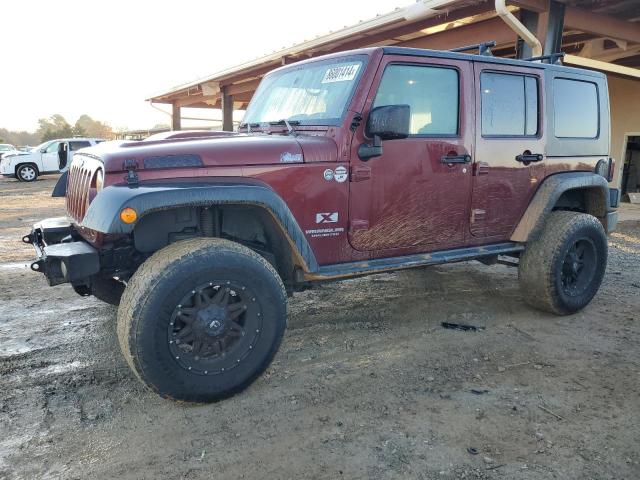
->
[553,78,599,138]
[69,141,91,151]
[481,72,538,136]
[373,64,459,135]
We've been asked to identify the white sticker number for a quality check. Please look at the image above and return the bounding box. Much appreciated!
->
[321,64,360,84]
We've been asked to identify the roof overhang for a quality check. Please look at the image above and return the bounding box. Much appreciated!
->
[148,0,640,111]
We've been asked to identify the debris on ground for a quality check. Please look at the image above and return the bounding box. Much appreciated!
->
[441,322,485,332]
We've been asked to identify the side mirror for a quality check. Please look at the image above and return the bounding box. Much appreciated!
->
[366,104,410,140]
[358,104,410,161]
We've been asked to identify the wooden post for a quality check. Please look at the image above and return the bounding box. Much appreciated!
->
[544,0,565,56]
[222,87,234,132]
[516,9,539,59]
[171,103,181,131]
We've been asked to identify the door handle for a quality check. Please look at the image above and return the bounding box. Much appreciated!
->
[515,153,543,163]
[441,154,471,164]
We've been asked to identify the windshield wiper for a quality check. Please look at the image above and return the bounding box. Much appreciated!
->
[269,118,300,135]
[239,122,260,133]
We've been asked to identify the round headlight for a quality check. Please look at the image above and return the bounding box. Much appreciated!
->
[594,159,608,179]
[95,169,104,191]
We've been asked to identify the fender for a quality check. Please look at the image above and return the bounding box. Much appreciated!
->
[511,172,612,243]
[52,171,68,197]
[80,180,319,272]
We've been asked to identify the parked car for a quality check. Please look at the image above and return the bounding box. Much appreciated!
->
[0,138,104,181]
[26,45,618,403]
[0,143,20,160]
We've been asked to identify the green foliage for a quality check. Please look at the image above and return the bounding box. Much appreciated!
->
[74,114,113,139]
[0,128,40,147]
[38,114,74,142]
[2,114,115,145]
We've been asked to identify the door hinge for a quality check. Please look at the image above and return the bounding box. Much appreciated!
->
[471,209,486,222]
[123,158,139,186]
[350,165,371,182]
[474,162,490,176]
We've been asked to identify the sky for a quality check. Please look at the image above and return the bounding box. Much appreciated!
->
[1,0,404,132]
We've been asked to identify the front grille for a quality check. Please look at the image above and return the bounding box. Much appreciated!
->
[65,155,100,223]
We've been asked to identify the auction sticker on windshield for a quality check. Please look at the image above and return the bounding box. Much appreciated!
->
[321,64,360,83]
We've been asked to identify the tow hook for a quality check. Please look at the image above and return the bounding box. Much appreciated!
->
[31,260,44,272]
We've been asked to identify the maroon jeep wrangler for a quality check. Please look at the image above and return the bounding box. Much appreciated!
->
[26,46,619,402]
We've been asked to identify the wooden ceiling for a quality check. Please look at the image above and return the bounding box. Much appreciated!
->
[150,0,640,110]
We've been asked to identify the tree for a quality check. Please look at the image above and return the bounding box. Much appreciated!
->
[0,128,40,146]
[37,114,74,142]
[75,114,113,139]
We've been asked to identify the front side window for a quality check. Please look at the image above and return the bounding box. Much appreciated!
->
[553,78,599,138]
[242,56,365,126]
[373,64,459,135]
[481,72,538,136]
[44,141,60,154]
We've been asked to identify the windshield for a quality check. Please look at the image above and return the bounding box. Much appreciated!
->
[242,56,366,126]
[33,141,52,151]
[0,145,14,151]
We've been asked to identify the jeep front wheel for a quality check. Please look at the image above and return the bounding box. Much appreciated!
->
[116,238,287,403]
[518,211,607,315]
[16,164,38,182]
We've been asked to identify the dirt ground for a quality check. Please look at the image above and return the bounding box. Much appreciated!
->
[1,175,639,480]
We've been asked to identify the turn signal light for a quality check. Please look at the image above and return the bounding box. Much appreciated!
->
[120,207,137,224]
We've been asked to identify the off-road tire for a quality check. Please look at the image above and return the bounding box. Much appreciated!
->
[91,277,125,306]
[16,164,38,182]
[518,211,607,315]
[117,238,287,403]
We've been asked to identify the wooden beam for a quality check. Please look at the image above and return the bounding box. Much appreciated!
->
[223,78,262,96]
[317,2,504,55]
[564,6,640,44]
[398,17,517,50]
[221,87,234,132]
[511,0,548,13]
[564,54,640,79]
[171,104,181,131]
[175,94,218,108]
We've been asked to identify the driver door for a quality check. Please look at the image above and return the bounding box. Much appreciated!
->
[40,141,61,172]
[348,55,474,254]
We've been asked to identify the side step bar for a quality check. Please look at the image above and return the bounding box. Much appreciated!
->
[308,242,524,280]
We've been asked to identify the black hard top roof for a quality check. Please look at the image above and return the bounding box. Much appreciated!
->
[381,46,605,78]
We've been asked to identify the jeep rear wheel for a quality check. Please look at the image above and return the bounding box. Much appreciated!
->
[116,238,287,403]
[518,211,607,315]
[16,164,38,182]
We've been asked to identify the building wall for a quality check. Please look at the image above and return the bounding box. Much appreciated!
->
[608,74,640,188]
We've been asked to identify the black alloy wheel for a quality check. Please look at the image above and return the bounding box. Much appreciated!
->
[168,281,262,376]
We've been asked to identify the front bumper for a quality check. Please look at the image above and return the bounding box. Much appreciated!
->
[25,218,100,286]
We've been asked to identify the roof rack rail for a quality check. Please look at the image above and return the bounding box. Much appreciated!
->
[450,41,496,56]
[524,52,565,64]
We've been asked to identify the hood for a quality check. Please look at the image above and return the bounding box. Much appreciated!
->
[3,150,32,160]
[85,133,338,173]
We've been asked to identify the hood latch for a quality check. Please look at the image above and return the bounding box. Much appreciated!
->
[123,158,139,186]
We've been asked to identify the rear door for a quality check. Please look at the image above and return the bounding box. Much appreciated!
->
[348,55,474,254]
[470,62,545,239]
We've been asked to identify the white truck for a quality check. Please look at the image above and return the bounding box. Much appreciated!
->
[0,138,104,182]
